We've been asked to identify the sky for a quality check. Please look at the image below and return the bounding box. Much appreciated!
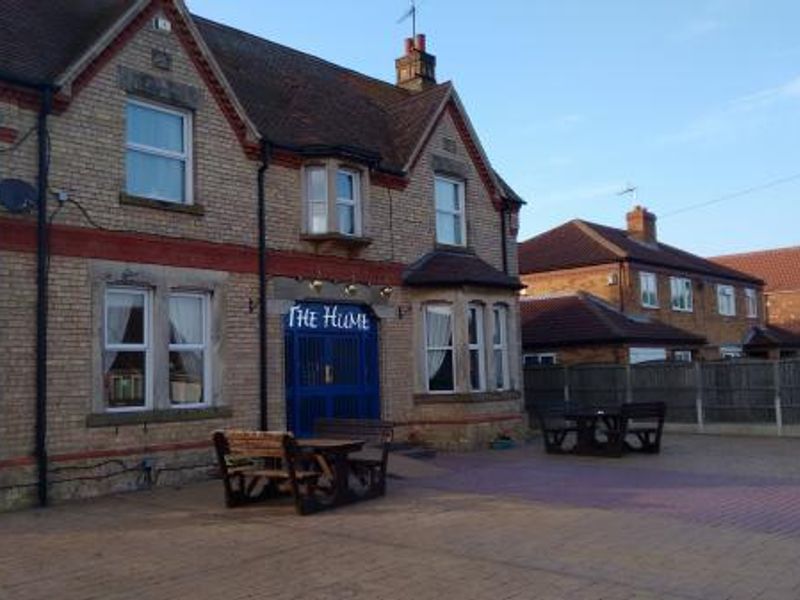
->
[187,0,800,257]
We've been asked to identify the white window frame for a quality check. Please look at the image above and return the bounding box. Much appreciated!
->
[168,292,211,409]
[640,272,659,308]
[745,288,758,318]
[335,168,361,236]
[467,303,486,392]
[104,288,152,412]
[492,305,510,391]
[629,347,668,364]
[125,98,192,204]
[434,174,467,247]
[670,277,693,312]
[424,304,456,394]
[524,353,557,366]
[305,165,328,234]
[720,345,743,359]
[673,350,693,362]
[717,284,736,316]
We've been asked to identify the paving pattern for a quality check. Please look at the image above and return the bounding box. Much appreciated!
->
[1,434,800,600]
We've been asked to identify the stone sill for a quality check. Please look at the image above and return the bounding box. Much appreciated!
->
[300,232,372,249]
[86,406,232,428]
[413,390,521,405]
[119,192,205,216]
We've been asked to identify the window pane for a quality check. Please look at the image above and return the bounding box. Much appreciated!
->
[493,309,503,345]
[436,211,462,245]
[427,349,454,391]
[169,350,204,405]
[126,103,184,153]
[469,349,481,390]
[337,170,355,200]
[169,296,203,345]
[494,348,505,389]
[106,291,144,345]
[104,351,146,408]
[435,178,459,212]
[310,200,327,233]
[126,149,184,202]
[337,203,355,235]
[307,167,327,202]
[468,307,478,344]
[425,307,452,347]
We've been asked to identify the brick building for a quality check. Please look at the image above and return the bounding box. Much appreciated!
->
[518,206,772,363]
[0,0,524,509]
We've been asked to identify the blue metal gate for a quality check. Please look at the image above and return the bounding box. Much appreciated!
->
[284,302,379,437]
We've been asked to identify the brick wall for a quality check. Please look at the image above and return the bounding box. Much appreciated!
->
[766,290,800,331]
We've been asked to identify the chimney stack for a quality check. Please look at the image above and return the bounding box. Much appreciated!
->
[626,205,657,244]
[395,34,436,92]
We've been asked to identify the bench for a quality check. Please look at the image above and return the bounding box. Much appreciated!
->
[212,430,321,515]
[534,409,578,454]
[621,402,666,453]
[314,418,394,498]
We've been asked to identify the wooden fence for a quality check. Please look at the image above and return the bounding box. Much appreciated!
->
[524,358,800,434]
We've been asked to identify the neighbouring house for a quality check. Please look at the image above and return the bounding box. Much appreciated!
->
[520,293,705,366]
[0,0,524,509]
[712,246,800,359]
[517,206,772,363]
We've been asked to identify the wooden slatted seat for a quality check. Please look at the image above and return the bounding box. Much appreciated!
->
[213,430,320,515]
[621,402,666,453]
[314,418,394,498]
[534,408,578,454]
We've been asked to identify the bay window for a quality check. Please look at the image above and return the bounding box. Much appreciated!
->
[305,163,363,236]
[306,166,328,233]
[434,175,466,246]
[467,303,486,391]
[425,305,455,392]
[125,99,192,204]
[104,289,151,410]
[492,305,510,390]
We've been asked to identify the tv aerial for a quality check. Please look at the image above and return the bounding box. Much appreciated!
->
[617,183,638,203]
[397,0,420,37]
[0,178,36,213]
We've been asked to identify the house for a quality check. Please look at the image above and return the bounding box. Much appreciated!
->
[518,206,769,363]
[712,246,800,358]
[0,0,524,509]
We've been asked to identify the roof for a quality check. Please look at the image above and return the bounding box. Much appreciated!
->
[743,325,800,349]
[0,0,135,85]
[518,219,762,284]
[520,293,706,349]
[711,246,800,293]
[403,250,523,290]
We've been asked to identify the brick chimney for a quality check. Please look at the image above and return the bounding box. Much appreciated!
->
[626,205,657,244]
[395,34,436,91]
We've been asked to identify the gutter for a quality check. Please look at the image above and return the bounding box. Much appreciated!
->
[257,140,271,430]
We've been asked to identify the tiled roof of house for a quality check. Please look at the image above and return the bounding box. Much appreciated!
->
[518,220,762,284]
[711,246,800,293]
[743,325,800,349]
[403,250,523,290]
[520,293,706,349]
[0,0,134,84]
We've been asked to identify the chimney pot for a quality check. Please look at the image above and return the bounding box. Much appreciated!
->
[626,205,657,244]
[404,37,414,55]
[414,33,426,52]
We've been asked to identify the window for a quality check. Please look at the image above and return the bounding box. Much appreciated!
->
[306,166,328,234]
[434,175,466,246]
[305,164,363,236]
[492,305,510,390]
[720,345,742,359]
[467,304,486,391]
[168,293,210,406]
[425,305,455,392]
[104,289,150,410]
[336,169,360,236]
[524,353,557,366]
[745,288,758,318]
[629,347,667,364]
[126,99,191,204]
[673,350,693,362]
[639,272,658,308]
[717,284,736,316]
[670,277,693,312]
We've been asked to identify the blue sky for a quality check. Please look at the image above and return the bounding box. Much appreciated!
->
[187,0,799,257]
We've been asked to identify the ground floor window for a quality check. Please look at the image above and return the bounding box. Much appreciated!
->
[493,305,510,390]
[629,347,667,364]
[672,350,693,362]
[720,345,743,359]
[524,353,557,366]
[467,303,486,391]
[168,293,210,406]
[104,288,150,409]
[425,304,455,392]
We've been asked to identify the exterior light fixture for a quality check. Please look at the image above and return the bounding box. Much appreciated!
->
[380,285,394,299]
[343,283,358,297]
[309,279,324,294]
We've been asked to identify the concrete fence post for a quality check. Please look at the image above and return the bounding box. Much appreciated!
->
[694,361,704,432]
[774,360,783,436]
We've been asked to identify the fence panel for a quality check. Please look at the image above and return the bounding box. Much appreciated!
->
[630,362,696,423]
[569,364,627,408]
[523,366,565,413]
[701,360,775,423]
[780,358,800,425]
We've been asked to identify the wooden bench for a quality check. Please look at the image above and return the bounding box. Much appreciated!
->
[314,418,394,498]
[621,402,666,453]
[212,430,320,515]
[534,409,578,454]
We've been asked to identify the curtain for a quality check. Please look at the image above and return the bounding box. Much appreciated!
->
[426,306,452,377]
[169,296,203,345]
[106,292,142,345]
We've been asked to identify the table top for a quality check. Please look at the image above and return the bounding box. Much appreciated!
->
[296,438,365,453]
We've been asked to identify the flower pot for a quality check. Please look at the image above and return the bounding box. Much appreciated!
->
[490,439,515,450]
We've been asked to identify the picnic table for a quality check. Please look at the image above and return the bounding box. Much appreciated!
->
[296,437,365,506]
[563,408,623,456]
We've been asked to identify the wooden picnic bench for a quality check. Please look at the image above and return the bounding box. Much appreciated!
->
[614,401,666,454]
[212,430,321,515]
[534,409,579,454]
[314,418,394,498]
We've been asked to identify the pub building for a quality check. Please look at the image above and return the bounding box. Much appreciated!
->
[0,0,525,508]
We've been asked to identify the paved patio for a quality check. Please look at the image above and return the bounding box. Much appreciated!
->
[2,434,800,600]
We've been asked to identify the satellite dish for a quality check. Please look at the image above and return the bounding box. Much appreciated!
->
[0,179,37,213]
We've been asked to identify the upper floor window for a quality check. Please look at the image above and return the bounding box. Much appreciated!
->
[492,305,510,390]
[717,284,736,316]
[305,164,363,236]
[126,99,192,204]
[670,277,693,312]
[467,304,486,391]
[745,288,758,318]
[104,288,151,410]
[434,175,466,246]
[424,305,455,393]
[640,272,658,308]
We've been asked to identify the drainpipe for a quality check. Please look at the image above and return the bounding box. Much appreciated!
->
[35,87,53,507]
[257,140,271,430]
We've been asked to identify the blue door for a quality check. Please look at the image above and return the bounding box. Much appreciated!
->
[285,302,379,437]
